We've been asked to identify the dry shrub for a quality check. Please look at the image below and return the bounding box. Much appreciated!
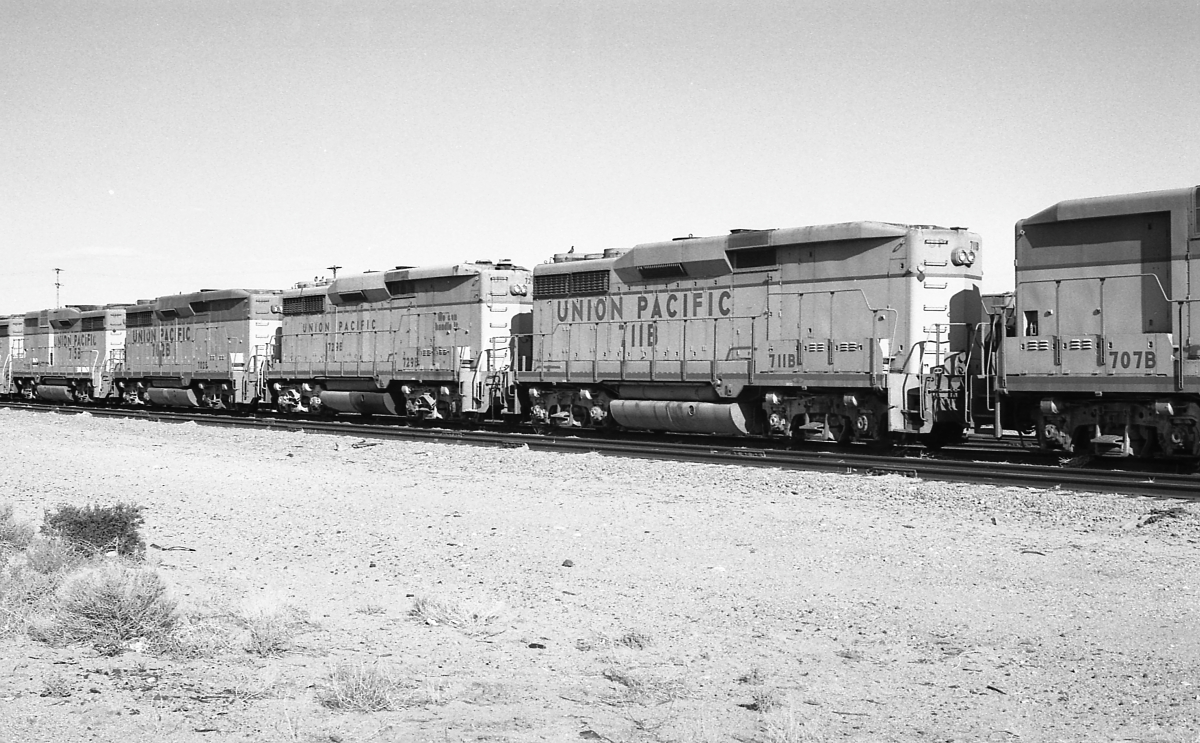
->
[317,663,408,712]
[40,562,178,648]
[24,536,85,575]
[0,537,83,636]
[410,594,504,637]
[0,504,35,551]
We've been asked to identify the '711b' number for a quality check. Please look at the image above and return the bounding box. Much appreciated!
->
[1109,350,1156,370]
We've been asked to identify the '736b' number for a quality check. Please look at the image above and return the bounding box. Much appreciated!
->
[1109,350,1156,370]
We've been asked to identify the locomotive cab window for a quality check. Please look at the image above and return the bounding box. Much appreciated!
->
[1023,310,1039,337]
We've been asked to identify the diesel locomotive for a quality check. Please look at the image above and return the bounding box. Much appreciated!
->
[519,222,982,447]
[3,184,1199,460]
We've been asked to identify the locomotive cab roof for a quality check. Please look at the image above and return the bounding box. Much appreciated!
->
[1021,185,1198,226]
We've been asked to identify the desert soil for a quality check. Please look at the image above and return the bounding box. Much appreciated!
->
[0,407,1198,743]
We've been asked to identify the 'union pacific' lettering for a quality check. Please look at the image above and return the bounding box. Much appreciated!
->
[552,291,732,325]
[127,327,196,344]
[555,296,625,324]
[299,319,380,333]
[55,333,99,348]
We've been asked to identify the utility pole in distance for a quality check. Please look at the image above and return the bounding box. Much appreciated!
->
[54,268,62,307]
[327,265,342,280]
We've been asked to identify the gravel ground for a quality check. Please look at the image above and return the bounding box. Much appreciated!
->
[0,407,1197,743]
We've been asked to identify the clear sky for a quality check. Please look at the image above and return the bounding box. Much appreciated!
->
[2,0,1197,313]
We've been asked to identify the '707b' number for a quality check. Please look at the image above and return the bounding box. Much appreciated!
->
[1109,350,1156,370]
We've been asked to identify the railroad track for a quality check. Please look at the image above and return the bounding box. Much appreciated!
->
[3,401,1197,500]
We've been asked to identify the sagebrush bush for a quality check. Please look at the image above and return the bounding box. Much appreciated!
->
[43,563,178,647]
[42,503,145,556]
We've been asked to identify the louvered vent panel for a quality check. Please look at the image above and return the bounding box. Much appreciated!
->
[569,270,609,295]
[1066,338,1093,351]
[81,317,105,332]
[126,312,152,328]
[532,274,569,298]
[1026,340,1051,351]
[283,295,325,316]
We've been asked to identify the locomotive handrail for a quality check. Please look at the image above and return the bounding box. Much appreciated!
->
[1015,272,1171,302]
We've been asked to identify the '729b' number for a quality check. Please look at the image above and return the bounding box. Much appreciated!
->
[1109,350,1156,370]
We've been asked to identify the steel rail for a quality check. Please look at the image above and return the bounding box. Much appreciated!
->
[2,401,1196,500]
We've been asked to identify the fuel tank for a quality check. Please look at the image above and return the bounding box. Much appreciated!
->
[35,385,74,403]
[608,399,754,436]
[319,391,399,416]
[147,388,200,407]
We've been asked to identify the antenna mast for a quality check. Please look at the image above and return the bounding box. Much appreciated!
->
[54,268,63,307]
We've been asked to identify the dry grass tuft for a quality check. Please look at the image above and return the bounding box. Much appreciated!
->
[317,662,409,712]
[738,666,768,685]
[758,705,822,743]
[576,628,654,652]
[601,665,687,706]
[37,562,178,648]
[240,601,309,657]
[749,686,783,713]
[615,630,653,650]
[409,594,505,637]
[162,611,240,658]
[39,671,73,698]
[356,603,386,616]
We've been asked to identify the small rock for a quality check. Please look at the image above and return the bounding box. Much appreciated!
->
[528,642,546,649]
[562,559,574,568]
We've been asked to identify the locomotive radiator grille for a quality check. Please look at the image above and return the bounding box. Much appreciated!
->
[282,295,325,315]
[532,270,610,298]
